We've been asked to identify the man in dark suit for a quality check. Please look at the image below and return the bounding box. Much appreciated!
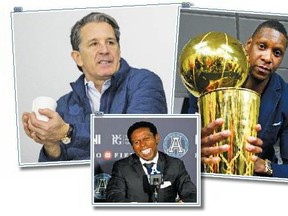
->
[197,20,288,177]
[106,121,197,202]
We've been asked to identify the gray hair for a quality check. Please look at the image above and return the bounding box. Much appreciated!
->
[70,12,120,51]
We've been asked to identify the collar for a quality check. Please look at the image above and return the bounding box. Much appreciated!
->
[139,151,159,165]
[70,58,130,97]
[84,79,111,94]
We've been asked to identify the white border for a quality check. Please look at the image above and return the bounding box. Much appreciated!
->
[12,2,181,167]
[90,113,201,207]
[175,5,288,183]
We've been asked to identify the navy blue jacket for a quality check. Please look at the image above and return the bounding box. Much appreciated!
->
[188,72,288,178]
[39,58,167,162]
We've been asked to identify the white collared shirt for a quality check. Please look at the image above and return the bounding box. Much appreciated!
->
[85,79,111,113]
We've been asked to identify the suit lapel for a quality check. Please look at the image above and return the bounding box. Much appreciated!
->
[258,74,281,138]
[157,151,166,175]
[130,154,145,176]
[130,154,152,201]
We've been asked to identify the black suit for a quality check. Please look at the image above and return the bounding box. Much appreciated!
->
[106,151,197,202]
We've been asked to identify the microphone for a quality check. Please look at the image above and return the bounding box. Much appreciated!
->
[149,173,163,187]
[149,167,163,202]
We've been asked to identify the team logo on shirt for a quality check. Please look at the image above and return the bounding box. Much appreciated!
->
[163,132,189,158]
[94,173,111,200]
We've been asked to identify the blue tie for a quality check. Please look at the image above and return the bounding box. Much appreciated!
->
[143,162,155,174]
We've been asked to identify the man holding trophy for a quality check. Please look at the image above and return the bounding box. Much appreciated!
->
[182,19,288,178]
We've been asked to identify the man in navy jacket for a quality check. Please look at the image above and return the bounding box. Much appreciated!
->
[22,12,167,162]
[192,19,288,178]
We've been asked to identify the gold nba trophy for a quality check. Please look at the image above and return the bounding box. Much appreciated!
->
[179,31,260,175]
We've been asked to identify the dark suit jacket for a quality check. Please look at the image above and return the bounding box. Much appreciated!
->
[106,151,197,202]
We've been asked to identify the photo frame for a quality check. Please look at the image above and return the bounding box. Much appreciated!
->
[91,114,201,207]
[11,3,180,166]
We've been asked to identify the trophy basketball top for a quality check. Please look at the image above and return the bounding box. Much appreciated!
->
[179,31,249,97]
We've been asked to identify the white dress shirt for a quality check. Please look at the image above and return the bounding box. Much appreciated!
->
[85,79,111,113]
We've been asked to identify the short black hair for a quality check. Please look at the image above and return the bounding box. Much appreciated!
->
[252,19,288,42]
[127,121,158,145]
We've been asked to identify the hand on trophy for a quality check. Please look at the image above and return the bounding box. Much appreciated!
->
[201,118,230,164]
[246,124,263,161]
[201,118,263,165]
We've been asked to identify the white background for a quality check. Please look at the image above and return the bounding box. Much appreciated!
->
[1,0,288,215]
